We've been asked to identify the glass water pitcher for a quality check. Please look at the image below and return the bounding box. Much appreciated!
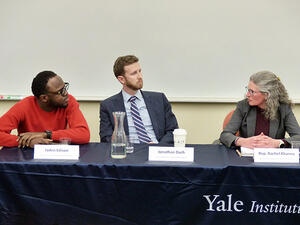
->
[111,111,127,159]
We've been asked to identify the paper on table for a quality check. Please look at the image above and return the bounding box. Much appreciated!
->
[241,147,254,157]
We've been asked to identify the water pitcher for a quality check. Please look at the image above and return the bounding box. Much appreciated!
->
[111,111,127,159]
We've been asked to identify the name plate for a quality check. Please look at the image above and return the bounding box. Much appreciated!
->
[240,147,254,157]
[149,146,194,162]
[34,144,79,160]
[254,148,299,163]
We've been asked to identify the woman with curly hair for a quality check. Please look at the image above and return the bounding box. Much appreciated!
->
[220,71,300,149]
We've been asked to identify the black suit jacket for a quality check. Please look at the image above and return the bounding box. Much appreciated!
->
[100,90,178,144]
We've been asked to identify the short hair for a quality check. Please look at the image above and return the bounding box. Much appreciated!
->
[31,71,57,97]
[250,70,292,120]
[113,55,139,78]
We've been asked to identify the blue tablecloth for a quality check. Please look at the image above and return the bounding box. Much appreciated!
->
[0,143,299,225]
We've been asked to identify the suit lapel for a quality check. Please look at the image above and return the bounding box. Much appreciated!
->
[269,113,279,138]
[247,107,256,137]
[142,91,159,138]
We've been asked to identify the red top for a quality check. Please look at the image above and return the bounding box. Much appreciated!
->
[254,107,289,147]
[255,107,270,136]
[0,95,90,147]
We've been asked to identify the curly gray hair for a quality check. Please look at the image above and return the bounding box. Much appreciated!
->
[250,71,292,120]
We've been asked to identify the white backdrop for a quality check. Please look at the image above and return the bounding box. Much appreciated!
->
[1,0,300,102]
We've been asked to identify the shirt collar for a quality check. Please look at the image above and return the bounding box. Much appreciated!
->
[122,89,143,103]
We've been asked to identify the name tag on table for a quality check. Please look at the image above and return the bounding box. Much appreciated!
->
[149,146,194,162]
[254,148,299,163]
[34,144,79,160]
[240,147,254,157]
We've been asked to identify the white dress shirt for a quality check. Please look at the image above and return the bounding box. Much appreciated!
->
[122,90,158,144]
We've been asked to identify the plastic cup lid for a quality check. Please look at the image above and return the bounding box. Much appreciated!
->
[173,128,187,135]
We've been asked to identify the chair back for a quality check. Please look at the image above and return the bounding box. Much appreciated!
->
[223,110,239,136]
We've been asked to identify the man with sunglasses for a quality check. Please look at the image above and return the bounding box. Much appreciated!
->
[0,71,90,148]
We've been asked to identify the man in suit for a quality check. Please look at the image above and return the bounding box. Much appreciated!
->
[100,55,178,144]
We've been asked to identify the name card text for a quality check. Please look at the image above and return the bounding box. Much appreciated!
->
[254,148,299,163]
[34,144,79,160]
[149,146,194,162]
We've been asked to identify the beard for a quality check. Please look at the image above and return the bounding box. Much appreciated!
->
[48,96,69,109]
[125,79,143,91]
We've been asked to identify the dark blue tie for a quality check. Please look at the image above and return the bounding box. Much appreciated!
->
[129,96,152,143]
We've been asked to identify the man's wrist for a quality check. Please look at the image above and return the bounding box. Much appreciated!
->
[45,130,52,139]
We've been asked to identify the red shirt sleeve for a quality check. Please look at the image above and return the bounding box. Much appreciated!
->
[51,95,90,144]
[0,101,23,147]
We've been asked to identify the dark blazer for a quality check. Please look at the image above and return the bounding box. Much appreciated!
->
[100,90,178,144]
[220,99,300,147]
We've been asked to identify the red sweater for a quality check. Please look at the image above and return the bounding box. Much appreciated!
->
[0,95,90,147]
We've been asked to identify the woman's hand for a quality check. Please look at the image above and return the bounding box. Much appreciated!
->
[236,133,281,149]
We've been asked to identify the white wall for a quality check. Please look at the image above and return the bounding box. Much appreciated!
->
[1,0,300,102]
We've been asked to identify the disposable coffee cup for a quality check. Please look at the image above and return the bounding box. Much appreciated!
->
[173,129,187,147]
